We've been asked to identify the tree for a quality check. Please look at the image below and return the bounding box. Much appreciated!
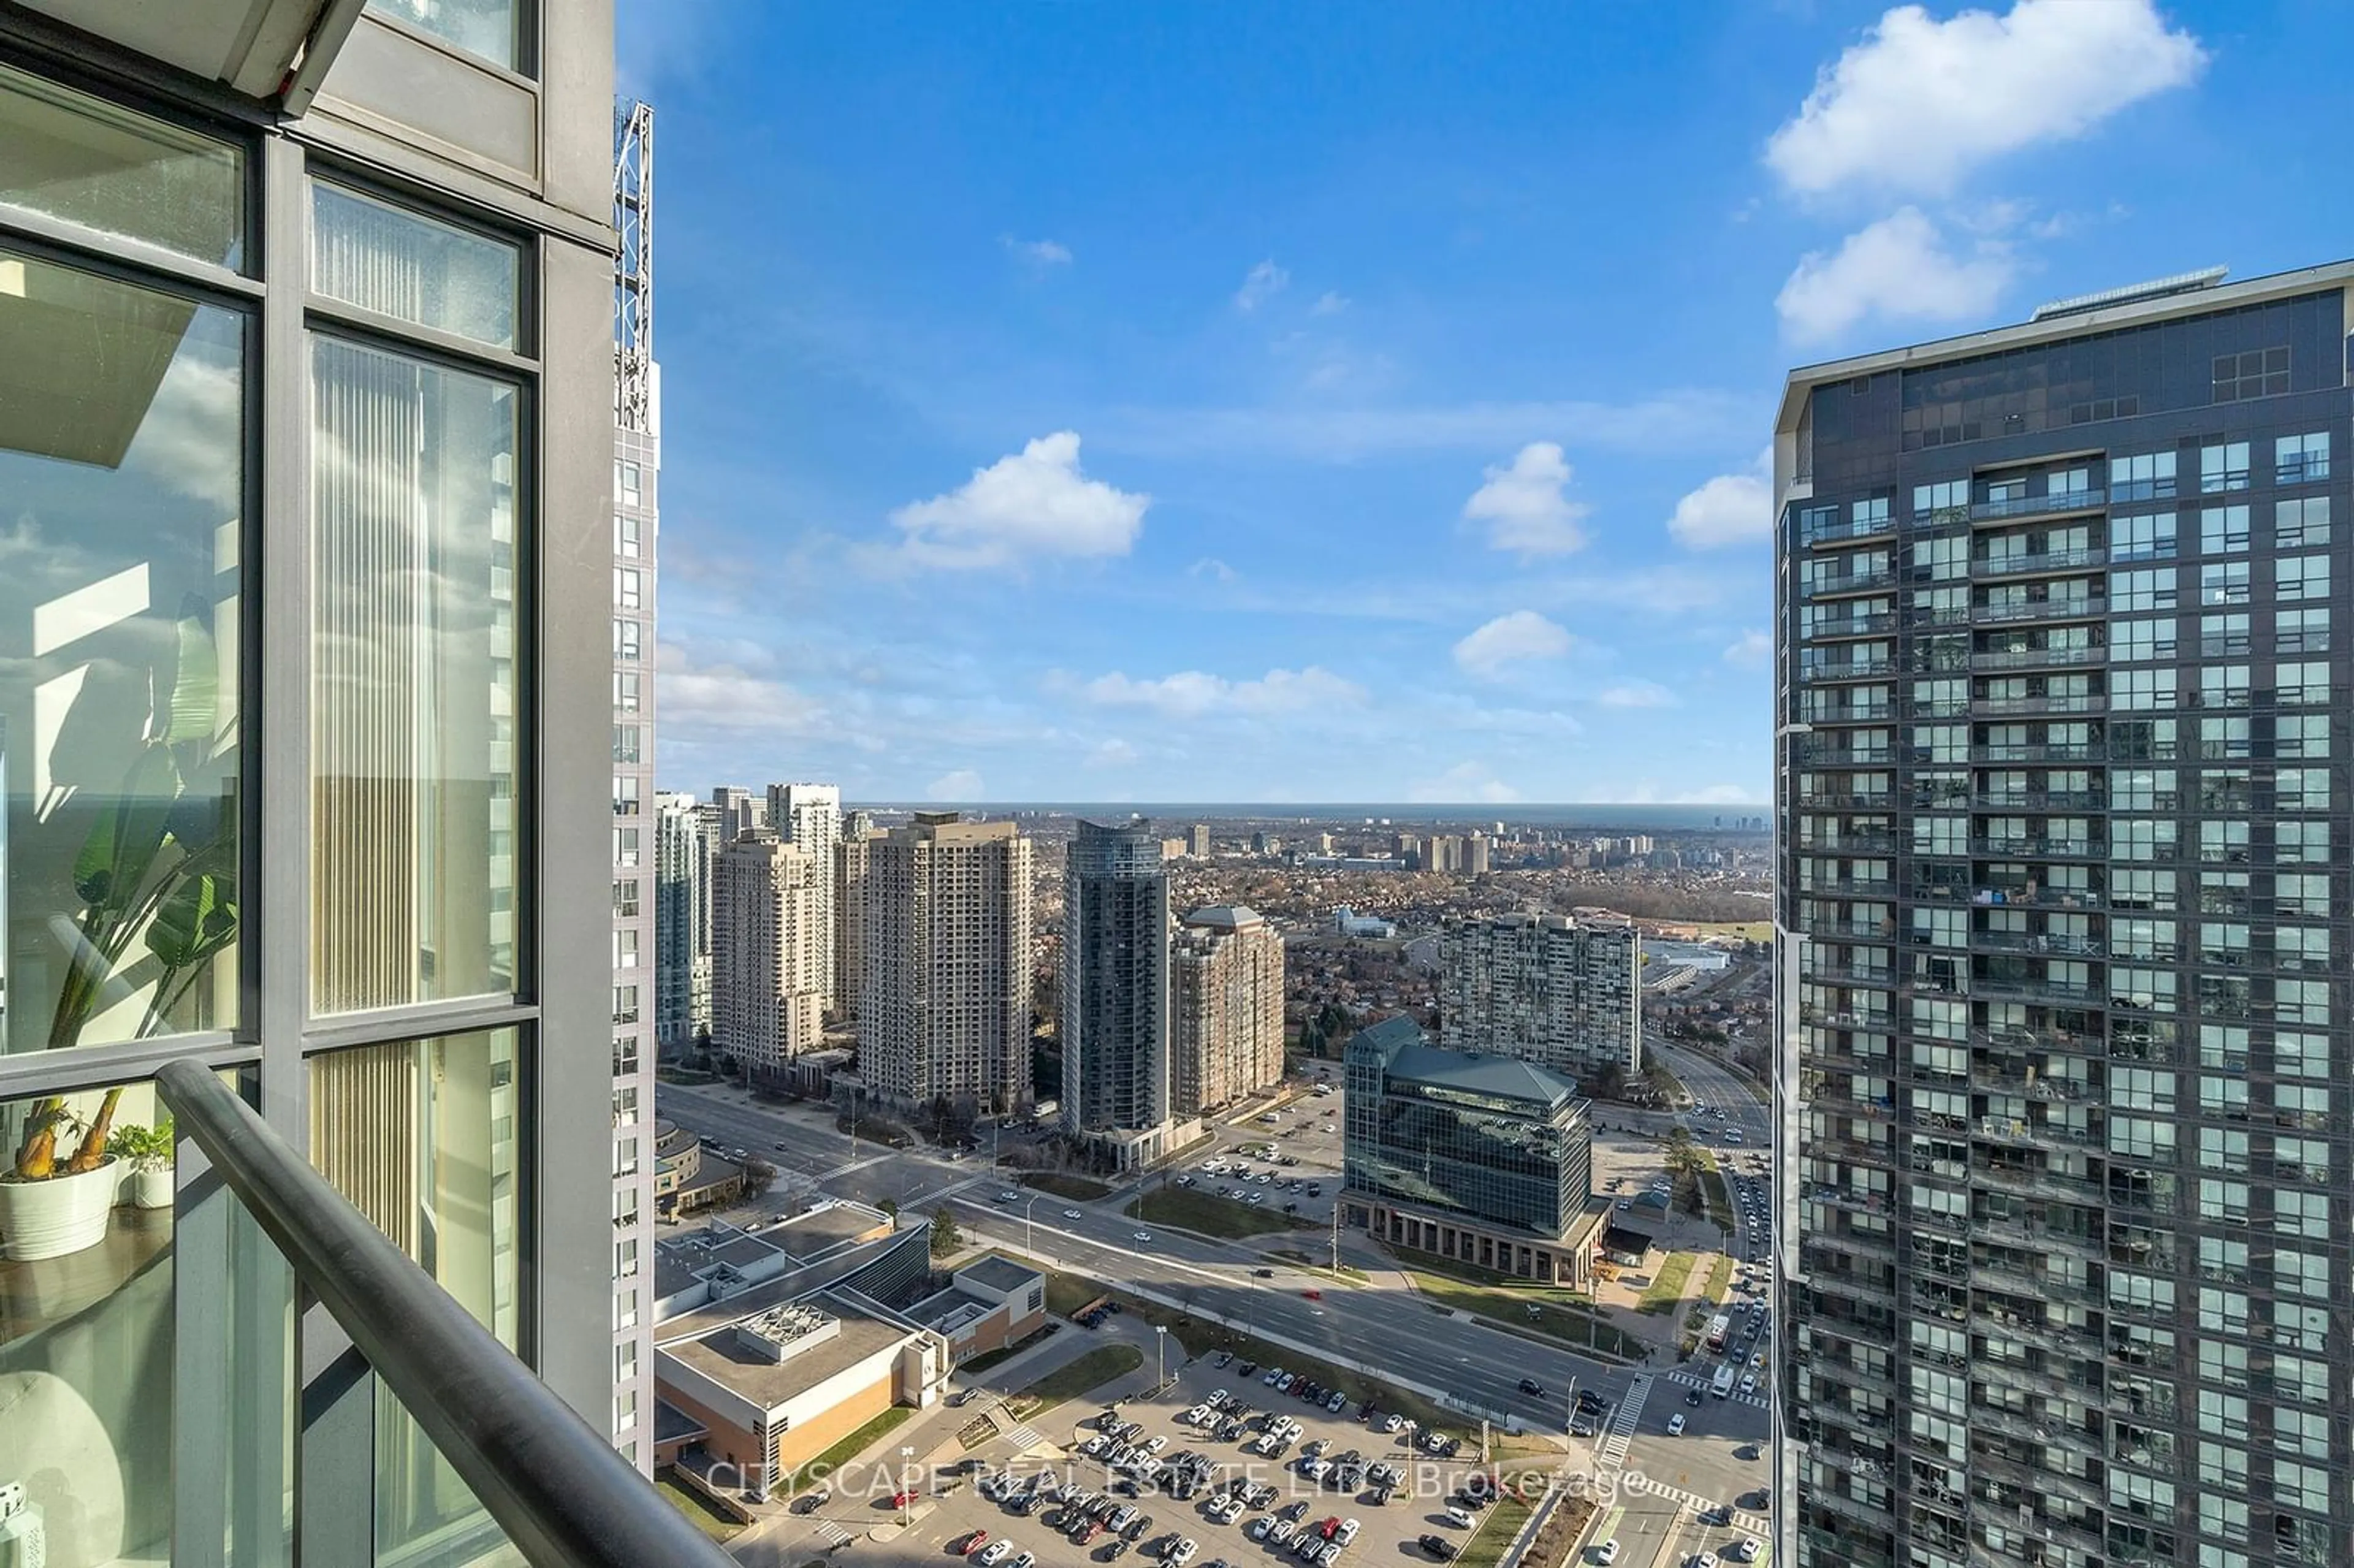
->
[930,1208,961,1258]
[741,1157,778,1198]
[880,1197,899,1220]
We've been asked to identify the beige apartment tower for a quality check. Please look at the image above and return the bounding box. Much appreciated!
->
[712,834,829,1079]
[1438,911,1640,1078]
[834,828,880,1025]
[1171,906,1287,1116]
[859,813,1034,1110]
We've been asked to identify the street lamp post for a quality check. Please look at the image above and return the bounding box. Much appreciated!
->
[899,1444,915,1524]
[1156,1325,1168,1391]
[1026,1191,1043,1254]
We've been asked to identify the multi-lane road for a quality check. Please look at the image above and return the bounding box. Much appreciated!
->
[657,1080,1770,1455]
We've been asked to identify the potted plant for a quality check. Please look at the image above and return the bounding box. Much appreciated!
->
[2,601,235,1262]
[109,1118,175,1209]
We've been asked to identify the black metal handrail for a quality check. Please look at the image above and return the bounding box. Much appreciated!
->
[156,1059,736,1568]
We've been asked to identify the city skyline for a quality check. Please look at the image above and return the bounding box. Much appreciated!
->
[615,0,2337,806]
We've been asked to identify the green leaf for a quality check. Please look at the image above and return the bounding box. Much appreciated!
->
[72,744,181,911]
[147,870,238,971]
[165,602,220,745]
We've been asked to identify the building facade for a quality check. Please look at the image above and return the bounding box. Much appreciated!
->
[769,782,844,1013]
[608,102,660,1463]
[1773,262,2354,1568]
[834,828,878,1026]
[712,835,828,1079]
[1339,1017,1600,1285]
[1438,912,1642,1079]
[1170,906,1286,1117]
[859,813,1034,1111]
[0,0,628,1548]
[1062,820,1171,1159]
[655,791,713,1052]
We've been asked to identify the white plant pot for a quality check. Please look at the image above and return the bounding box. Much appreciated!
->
[134,1165,175,1210]
[0,1157,120,1262]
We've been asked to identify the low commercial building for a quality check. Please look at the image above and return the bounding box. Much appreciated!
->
[654,1121,744,1217]
[651,1212,943,1496]
[1339,1016,1605,1284]
[656,1293,942,1496]
[907,1255,1048,1363]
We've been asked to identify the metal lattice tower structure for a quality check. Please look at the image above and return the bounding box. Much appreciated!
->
[614,98,655,432]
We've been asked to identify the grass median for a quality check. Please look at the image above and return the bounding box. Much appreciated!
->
[1127,1186,1311,1239]
[1457,1491,1536,1568]
[1008,1343,1143,1418]
[1699,1254,1734,1304]
[1636,1252,1697,1315]
[1400,1268,1644,1361]
[1020,1171,1114,1201]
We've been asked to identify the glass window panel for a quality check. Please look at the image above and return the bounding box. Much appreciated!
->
[0,62,244,268]
[364,0,521,72]
[0,249,243,1055]
[307,1028,522,1563]
[310,337,519,1014]
[0,1077,176,1565]
[309,181,520,350]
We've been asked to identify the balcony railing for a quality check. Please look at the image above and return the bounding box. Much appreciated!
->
[1970,644,2106,671]
[1969,743,2105,764]
[156,1060,738,1568]
[1970,487,2106,522]
[1968,836,2103,859]
[1972,693,2102,716]
[1810,570,1899,599]
[1971,789,2106,811]
[1801,658,1897,681]
[1970,546,2106,579]
[1804,612,1898,639]
[1970,597,2106,624]
[1802,511,1899,547]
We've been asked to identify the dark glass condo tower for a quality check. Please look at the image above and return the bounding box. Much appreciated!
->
[1772,262,2354,1568]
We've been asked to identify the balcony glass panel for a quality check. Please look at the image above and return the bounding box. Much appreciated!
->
[0,1077,177,1566]
[308,1028,523,1562]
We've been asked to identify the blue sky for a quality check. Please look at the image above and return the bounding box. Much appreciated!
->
[620,0,2342,806]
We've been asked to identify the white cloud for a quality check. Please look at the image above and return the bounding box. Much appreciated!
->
[1235,259,1291,311]
[1086,739,1138,770]
[889,432,1149,569]
[1078,665,1366,718]
[1453,611,1574,679]
[1409,761,1523,805]
[927,769,984,800]
[1464,442,1590,556]
[1669,447,1775,549]
[1596,680,1678,709]
[657,641,828,734]
[1311,291,1350,316]
[1777,207,2012,343]
[1187,557,1238,583]
[1677,783,1760,805]
[1004,236,1074,266]
[1765,0,2204,198]
[1723,630,1772,667]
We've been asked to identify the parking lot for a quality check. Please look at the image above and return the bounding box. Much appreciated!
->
[856,1339,1525,1568]
[1165,1084,1348,1228]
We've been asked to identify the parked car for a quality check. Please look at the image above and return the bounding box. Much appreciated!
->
[1419,1537,1455,1561]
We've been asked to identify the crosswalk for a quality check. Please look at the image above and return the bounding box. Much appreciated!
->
[1661,1368,1769,1409]
[905,1174,991,1210]
[1595,1374,1650,1468]
[1001,1423,1045,1453]
[1618,1470,1768,1537]
[815,1520,852,1547]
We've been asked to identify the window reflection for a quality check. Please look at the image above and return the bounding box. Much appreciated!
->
[0,248,243,1057]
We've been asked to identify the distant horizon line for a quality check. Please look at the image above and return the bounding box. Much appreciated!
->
[661,792,1770,818]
